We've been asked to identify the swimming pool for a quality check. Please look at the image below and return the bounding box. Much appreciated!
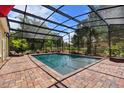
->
[33,54,100,75]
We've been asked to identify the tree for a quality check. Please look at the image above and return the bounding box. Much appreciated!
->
[110,25,124,57]
[71,12,108,55]
[10,15,62,52]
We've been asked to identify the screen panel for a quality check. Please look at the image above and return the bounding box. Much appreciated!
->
[8,11,24,22]
[96,6,124,24]
[26,5,53,19]
[60,5,91,17]
[48,12,69,23]
[110,24,124,57]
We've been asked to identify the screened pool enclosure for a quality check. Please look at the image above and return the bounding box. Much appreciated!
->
[7,5,124,58]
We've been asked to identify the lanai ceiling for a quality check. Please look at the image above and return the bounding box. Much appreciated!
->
[7,5,124,40]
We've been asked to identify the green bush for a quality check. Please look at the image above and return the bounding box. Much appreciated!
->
[70,46,76,51]
[10,38,29,53]
[103,48,109,56]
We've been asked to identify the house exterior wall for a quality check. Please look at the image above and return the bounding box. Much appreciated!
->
[0,17,9,62]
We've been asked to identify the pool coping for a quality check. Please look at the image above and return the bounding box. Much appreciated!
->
[29,53,106,80]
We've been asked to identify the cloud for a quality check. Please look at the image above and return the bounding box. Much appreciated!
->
[8,11,21,20]
[8,5,53,20]
[70,32,75,38]
[63,35,69,42]
[14,5,25,11]
[8,11,22,30]
[63,31,75,43]
[9,22,21,29]
[27,5,53,18]
[8,5,56,29]
[13,5,53,18]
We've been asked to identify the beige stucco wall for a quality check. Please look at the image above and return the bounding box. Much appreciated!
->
[0,17,9,62]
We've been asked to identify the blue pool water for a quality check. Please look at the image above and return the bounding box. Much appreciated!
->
[33,54,100,75]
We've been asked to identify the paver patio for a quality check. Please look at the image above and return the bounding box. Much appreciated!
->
[0,55,124,88]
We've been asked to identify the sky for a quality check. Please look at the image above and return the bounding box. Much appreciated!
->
[8,5,90,42]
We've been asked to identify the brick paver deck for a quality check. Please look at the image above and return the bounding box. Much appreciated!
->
[0,55,124,88]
